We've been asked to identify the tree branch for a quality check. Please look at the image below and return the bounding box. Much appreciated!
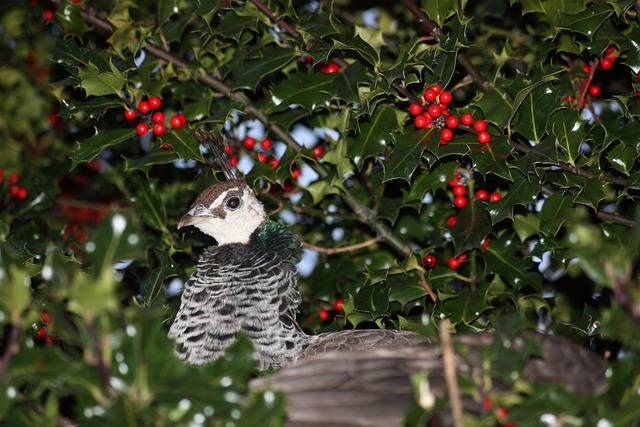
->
[302,237,381,255]
[439,319,463,427]
[0,311,21,382]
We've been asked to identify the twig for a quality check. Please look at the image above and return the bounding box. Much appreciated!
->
[76,8,413,257]
[417,269,437,302]
[250,0,299,38]
[0,311,21,381]
[302,237,380,255]
[439,319,463,427]
[87,316,112,393]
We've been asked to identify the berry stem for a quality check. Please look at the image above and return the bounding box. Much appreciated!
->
[576,58,599,110]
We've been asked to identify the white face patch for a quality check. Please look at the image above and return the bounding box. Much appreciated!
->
[194,188,266,245]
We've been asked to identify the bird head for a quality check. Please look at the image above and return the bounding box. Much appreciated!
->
[178,179,267,245]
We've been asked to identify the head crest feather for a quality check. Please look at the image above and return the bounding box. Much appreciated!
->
[195,129,237,181]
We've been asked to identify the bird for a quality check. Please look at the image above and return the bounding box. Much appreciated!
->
[168,129,607,426]
[167,129,417,370]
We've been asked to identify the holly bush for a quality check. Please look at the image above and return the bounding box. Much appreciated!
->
[1,0,640,425]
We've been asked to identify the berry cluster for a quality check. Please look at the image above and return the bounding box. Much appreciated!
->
[1,170,28,201]
[422,172,499,270]
[565,45,623,106]
[308,298,345,325]
[123,96,187,149]
[234,135,323,174]
[409,84,490,145]
[32,310,62,344]
[302,55,342,74]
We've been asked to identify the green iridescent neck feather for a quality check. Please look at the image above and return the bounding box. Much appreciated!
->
[250,219,302,264]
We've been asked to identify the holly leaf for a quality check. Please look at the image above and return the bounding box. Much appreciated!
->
[161,128,204,162]
[348,105,399,170]
[71,128,136,169]
[488,169,541,224]
[483,237,542,290]
[539,191,575,237]
[450,201,493,254]
[229,46,298,91]
[77,60,125,97]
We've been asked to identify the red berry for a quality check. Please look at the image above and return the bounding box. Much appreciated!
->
[258,152,268,163]
[441,128,454,142]
[563,96,575,104]
[124,110,137,120]
[461,113,473,126]
[260,138,273,150]
[477,131,490,144]
[292,167,302,179]
[43,10,54,23]
[321,62,340,73]
[423,89,437,102]
[423,254,437,269]
[605,45,616,56]
[334,299,345,311]
[268,157,279,169]
[414,114,429,128]
[229,156,239,167]
[439,90,452,104]
[153,123,166,135]
[243,136,256,149]
[9,173,19,185]
[589,84,601,97]
[473,119,487,132]
[482,237,489,250]
[170,115,183,128]
[582,64,591,74]
[312,145,324,158]
[600,57,613,70]
[136,123,149,135]
[41,311,50,324]
[637,90,640,97]
[409,103,423,115]
[448,257,461,269]
[496,406,508,420]
[445,116,459,129]
[427,104,441,118]
[637,70,640,81]
[483,396,492,411]
[152,112,165,124]
[318,309,330,321]
[161,143,171,149]
[489,192,502,202]
[177,113,187,125]
[452,184,465,196]
[138,101,150,113]
[431,84,442,95]
[148,96,162,109]
[447,215,457,227]
[35,325,47,340]
[440,108,450,117]
[454,195,467,208]
[17,187,27,200]
[9,186,19,197]
[475,189,489,200]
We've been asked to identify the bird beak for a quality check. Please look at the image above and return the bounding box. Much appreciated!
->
[178,204,217,229]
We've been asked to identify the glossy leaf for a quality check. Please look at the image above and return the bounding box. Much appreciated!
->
[71,128,136,169]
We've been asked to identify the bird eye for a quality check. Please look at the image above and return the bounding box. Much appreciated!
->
[226,196,241,210]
